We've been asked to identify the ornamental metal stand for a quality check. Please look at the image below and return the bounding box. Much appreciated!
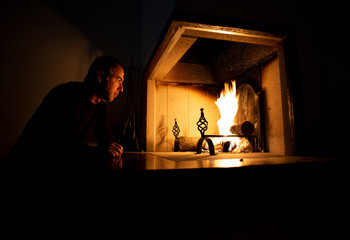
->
[196,108,215,155]
[172,118,180,152]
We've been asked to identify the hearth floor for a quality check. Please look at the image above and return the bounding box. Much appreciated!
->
[122,152,333,170]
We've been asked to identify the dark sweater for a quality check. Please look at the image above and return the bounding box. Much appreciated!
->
[4,82,114,172]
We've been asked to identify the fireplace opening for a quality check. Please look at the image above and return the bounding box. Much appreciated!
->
[142,20,295,156]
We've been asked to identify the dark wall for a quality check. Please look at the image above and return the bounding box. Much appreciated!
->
[140,0,174,71]
[0,1,93,161]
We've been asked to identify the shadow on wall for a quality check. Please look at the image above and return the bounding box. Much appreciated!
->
[155,115,167,151]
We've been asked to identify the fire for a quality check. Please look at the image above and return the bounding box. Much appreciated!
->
[214,80,252,153]
[215,80,239,135]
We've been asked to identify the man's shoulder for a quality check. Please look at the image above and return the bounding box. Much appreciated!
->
[42,82,85,106]
[47,82,84,97]
[52,81,84,93]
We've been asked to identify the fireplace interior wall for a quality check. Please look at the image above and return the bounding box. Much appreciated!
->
[147,81,219,152]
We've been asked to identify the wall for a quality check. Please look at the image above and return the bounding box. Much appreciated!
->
[0,2,100,162]
[140,0,175,70]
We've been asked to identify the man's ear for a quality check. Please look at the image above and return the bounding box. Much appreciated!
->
[97,71,104,83]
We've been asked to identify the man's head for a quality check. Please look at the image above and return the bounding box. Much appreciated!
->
[84,56,125,102]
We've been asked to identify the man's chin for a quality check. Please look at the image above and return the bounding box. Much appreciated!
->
[111,95,119,102]
[101,97,114,103]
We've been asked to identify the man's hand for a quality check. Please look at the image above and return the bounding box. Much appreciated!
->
[106,142,123,170]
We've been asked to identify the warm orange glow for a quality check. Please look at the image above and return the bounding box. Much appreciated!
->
[213,159,243,168]
[215,80,239,135]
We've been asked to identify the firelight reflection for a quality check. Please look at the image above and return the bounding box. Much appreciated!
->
[180,158,243,169]
[137,154,244,170]
[211,159,243,168]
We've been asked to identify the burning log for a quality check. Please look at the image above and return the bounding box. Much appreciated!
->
[232,138,254,153]
[226,121,255,153]
[211,137,254,153]
[230,121,255,135]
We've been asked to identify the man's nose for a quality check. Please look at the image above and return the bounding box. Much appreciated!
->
[119,83,124,92]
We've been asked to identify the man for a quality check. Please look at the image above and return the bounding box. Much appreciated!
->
[4,56,124,173]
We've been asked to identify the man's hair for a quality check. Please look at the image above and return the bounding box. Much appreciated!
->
[84,55,124,88]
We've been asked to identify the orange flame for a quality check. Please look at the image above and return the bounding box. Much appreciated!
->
[214,80,250,152]
[215,80,239,135]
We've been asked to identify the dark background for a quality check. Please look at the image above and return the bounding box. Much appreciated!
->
[0,0,349,162]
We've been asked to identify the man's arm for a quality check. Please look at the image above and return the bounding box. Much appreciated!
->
[96,104,124,170]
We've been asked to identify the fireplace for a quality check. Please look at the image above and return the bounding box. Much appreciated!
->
[142,20,295,156]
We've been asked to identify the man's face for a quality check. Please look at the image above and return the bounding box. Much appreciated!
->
[99,63,124,102]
